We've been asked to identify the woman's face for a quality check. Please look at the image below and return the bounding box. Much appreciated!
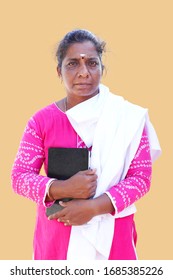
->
[58,41,103,100]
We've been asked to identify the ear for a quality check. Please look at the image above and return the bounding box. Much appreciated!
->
[101,64,105,75]
[57,66,62,78]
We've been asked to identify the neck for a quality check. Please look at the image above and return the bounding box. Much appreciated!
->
[66,91,99,111]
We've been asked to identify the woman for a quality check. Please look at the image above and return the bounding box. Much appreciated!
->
[11,29,161,260]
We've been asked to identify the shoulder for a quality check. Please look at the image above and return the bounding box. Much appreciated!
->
[31,103,65,123]
[26,103,63,133]
[33,103,57,119]
[108,90,148,120]
[124,100,147,117]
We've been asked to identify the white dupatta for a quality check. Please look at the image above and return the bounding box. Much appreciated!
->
[66,84,161,260]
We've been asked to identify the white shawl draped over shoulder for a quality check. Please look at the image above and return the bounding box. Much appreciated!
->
[65,84,161,260]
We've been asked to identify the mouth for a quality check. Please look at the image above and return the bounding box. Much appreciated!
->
[74,83,91,86]
[74,83,92,89]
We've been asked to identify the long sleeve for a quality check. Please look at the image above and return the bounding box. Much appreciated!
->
[107,128,152,214]
[11,116,51,205]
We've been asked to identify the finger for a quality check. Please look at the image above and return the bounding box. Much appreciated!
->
[48,213,59,220]
[64,220,71,226]
[89,191,96,198]
[59,201,68,207]
[89,182,97,190]
[59,217,72,226]
[57,216,68,223]
[89,174,98,181]
[85,168,97,175]
[48,208,65,220]
[64,220,78,226]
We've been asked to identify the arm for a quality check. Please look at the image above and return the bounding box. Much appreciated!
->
[11,116,97,205]
[49,128,152,224]
[106,127,152,214]
[11,117,51,205]
[46,169,97,202]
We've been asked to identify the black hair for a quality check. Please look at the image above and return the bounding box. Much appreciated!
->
[56,29,106,69]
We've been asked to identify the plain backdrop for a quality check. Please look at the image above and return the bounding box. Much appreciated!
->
[0,0,172,260]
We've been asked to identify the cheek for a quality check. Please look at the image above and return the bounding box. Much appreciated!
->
[93,69,102,81]
[61,71,73,84]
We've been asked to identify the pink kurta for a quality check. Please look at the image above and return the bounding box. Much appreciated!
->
[11,103,152,260]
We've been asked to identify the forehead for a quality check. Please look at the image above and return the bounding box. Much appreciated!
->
[64,41,98,59]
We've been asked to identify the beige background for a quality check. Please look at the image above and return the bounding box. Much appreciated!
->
[0,0,172,259]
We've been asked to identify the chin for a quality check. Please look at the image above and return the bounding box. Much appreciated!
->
[74,87,99,97]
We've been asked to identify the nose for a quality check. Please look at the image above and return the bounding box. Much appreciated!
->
[78,63,89,78]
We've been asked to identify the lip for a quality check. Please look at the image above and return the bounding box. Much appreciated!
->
[74,83,91,85]
[74,83,92,88]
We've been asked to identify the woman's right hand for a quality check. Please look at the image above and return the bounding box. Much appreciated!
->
[65,169,97,199]
[47,169,97,201]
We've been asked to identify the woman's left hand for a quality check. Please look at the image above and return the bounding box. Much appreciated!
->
[48,199,95,226]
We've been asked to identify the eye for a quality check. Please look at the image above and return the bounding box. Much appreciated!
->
[88,60,99,67]
[66,60,78,68]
